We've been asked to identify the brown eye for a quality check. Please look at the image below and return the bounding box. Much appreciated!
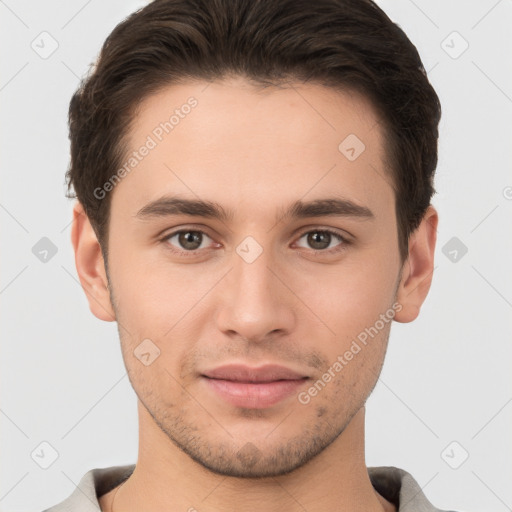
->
[178,231,202,250]
[296,229,347,252]
[307,231,331,250]
[164,230,213,252]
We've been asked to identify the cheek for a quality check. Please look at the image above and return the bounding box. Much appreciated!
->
[109,248,197,319]
[295,260,396,333]
[294,258,397,390]
[110,256,214,379]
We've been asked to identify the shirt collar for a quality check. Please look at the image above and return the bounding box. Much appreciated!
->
[44,464,444,512]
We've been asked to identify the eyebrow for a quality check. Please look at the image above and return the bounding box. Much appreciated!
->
[135,196,375,223]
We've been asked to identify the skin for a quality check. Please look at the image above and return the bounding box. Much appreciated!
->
[71,77,438,512]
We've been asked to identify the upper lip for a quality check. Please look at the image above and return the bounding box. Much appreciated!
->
[202,364,308,382]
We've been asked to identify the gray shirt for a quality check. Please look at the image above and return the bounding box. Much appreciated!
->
[42,464,454,512]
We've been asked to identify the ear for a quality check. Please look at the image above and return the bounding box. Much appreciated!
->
[394,205,438,323]
[70,201,116,322]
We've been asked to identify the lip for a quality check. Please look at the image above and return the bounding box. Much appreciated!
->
[201,363,308,382]
[201,364,309,409]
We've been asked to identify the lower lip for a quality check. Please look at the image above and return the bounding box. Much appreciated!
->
[202,377,308,409]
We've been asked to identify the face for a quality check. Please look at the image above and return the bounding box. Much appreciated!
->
[80,77,423,478]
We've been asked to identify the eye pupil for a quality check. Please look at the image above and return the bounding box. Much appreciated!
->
[167,229,343,255]
[179,231,202,250]
[308,231,331,250]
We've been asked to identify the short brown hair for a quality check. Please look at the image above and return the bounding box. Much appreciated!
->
[66,0,441,264]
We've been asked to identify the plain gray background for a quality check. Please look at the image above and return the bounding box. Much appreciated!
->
[1,1,511,511]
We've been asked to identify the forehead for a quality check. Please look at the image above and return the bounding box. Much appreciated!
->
[111,77,394,223]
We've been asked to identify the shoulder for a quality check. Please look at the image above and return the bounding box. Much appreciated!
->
[41,464,135,512]
[368,465,462,512]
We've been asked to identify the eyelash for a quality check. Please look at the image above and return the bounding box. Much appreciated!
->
[160,227,351,258]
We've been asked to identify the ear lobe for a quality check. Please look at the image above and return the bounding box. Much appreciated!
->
[70,201,116,322]
[394,205,438,324]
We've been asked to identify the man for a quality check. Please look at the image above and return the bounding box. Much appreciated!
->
[45,0,453,510]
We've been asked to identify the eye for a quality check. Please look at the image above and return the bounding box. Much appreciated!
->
[295,228,349,253]
[160,227,350,257]
[162,229,215,254]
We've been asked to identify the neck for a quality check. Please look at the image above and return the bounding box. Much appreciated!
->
[104,403,393,512]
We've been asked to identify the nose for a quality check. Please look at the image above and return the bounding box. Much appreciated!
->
[214,240,296,343]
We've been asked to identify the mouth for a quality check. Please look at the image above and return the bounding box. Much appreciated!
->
[200,363,310,409]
